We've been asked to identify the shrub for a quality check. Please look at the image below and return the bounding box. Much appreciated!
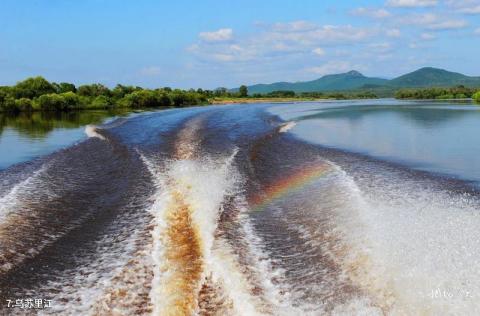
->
[77,84,111,97]
[35,93,68,111]
[156,91,172,106]
[57,82,77,93]
[112,84,139,99]
[170,90,187,106]
[13,76,56,99]
[89,95,113,109]
[474,91,480,102]
[266,90,296,98]
[0,97,17,112]
[436,94,454,100]
[120,90,162,108]
[15,98,33,111]
[60,92,81,109]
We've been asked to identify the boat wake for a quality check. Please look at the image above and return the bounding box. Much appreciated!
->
[1,105,480,315]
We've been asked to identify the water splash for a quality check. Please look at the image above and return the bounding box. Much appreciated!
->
[85,125,106,140]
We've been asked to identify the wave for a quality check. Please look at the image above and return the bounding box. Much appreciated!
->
[0,130,152,306]
[3,106,480,315]
[85,125,106,140]
[278,121,296,133]
[300,147,480,315]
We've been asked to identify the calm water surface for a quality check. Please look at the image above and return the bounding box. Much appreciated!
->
[271,99,480,183]
[0,110,146,169]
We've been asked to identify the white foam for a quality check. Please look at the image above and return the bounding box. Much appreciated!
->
[85,125,106,140]
[36,203,153,315]
[328,163,480,314]
[143,149,272,315]
[279,121,296,133]
[0,164,48,223]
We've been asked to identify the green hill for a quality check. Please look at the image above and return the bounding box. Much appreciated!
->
[245,71,389,94]
[238,67,480,95]
[389,67,480,88]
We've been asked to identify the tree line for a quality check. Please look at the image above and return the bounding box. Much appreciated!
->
[0,76,220,112]
[10,77,476,113]
[246,89,378,99]
[395,86,480,100]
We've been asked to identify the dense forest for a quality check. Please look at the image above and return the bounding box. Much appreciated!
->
[395,86,479,100]
[0,77,220,112]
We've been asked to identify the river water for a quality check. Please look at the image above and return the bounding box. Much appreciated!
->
[1,100,480,315]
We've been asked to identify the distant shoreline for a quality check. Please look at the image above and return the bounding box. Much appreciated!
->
[210,97,322,104]
[209,97,378,104]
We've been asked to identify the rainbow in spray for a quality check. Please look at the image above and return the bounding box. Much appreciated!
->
[250,162,331,211]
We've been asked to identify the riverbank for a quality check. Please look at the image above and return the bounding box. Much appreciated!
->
[209,95,379,104]
[209,97,321,104]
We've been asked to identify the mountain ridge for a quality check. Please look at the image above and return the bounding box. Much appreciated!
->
[236,67,480,94]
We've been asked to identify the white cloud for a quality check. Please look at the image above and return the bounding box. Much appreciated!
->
[398,13,436,25]
[458,5,480,14]
[475,28,480,35]
[307,61,360,76]
[427,20,468,30]
[211,54,235,62]
[351,7,391,18]
[386,0,437,7]
[189,21,377,65]
[446,0,480,14]
[139,66,161,76]
[270,21,316,32]
[386,28,402,37]
[199,28,233,42]
[369,42,392,53]
[420,32,436,40]
[399,13,468,31]
[312,47,326,56]
[266,22,375,44]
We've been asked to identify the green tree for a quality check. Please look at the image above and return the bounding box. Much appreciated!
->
[15,98,33,111]
[77,83,111,97]
[57,82,77,93]
[120,90,159,108]
[90,95,112,109]
[112,84,139,99]
[35,94,68,111]
[61,91,81,109]
[157,92,172,106]
[214,87,228,97]
[239,85,248,97]
[474,91,480,102]
[0,96,17,112]
[13,76,56,99]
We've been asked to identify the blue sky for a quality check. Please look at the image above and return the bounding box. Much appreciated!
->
[1,0,479,89]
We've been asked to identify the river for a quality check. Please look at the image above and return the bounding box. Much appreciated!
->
[1,100,480,315]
